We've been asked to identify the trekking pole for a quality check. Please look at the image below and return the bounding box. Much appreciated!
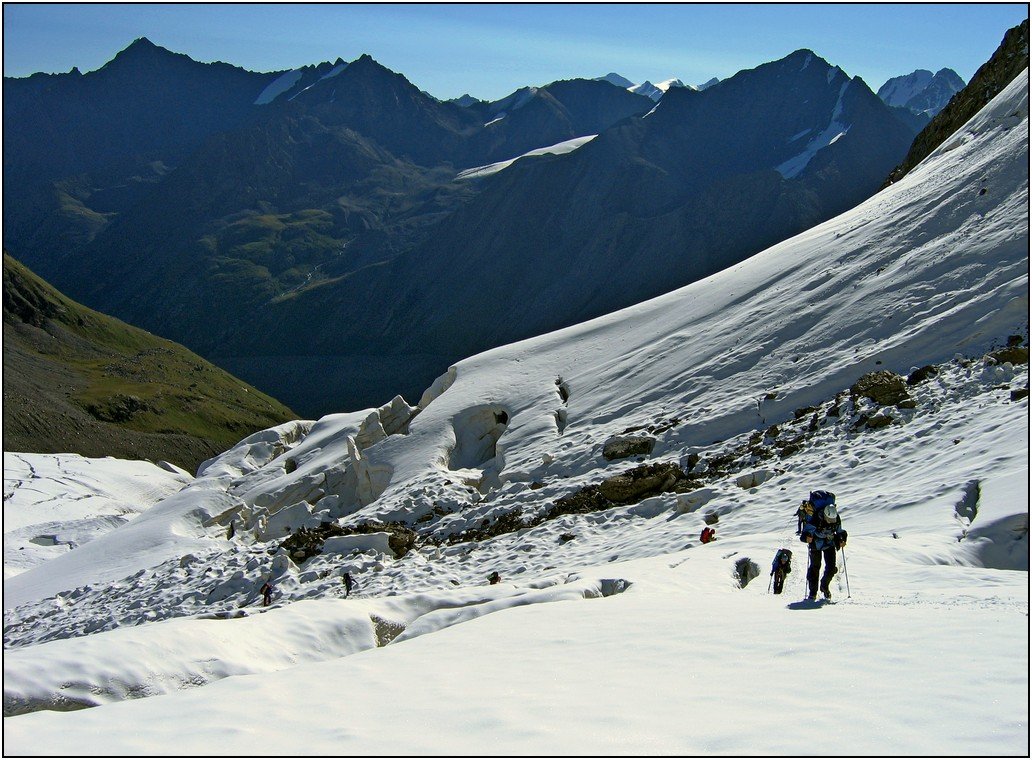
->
[767,573,773,594]
[840,546,851,598]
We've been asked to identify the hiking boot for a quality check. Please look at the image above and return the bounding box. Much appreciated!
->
[820,580,832,599]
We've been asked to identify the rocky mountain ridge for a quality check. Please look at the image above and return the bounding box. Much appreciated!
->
[1,40,955,417]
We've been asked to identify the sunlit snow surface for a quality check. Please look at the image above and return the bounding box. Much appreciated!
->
[456,134,598,180]
[2,73,1028,755]
[3,454,191,579]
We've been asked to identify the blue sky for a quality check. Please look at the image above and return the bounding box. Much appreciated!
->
[3,3,1028,100]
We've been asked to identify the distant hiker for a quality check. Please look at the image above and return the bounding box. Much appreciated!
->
[770,548,792,594]
[488,571,501,585]
[260,581,273,607]
[798,490,847,600]
[342,572,354,597]
[700,526,716,544]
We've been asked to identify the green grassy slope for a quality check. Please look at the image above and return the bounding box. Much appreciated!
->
[3,252,298,472]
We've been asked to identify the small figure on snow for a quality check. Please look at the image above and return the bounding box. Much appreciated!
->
[487,571,501,585]
[798,490,847,600]
[770,548,792,594]
[260,580,273,607]
[342,571,354,597]
[700,526,716,544]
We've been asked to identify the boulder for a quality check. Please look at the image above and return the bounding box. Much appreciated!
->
[602,435,656,461]
[850,371,910,406]
[866,411,896,429]
[986,346,1029,365]
[907,365,939,386]
[599,462,679,503]
[386,525,418,558]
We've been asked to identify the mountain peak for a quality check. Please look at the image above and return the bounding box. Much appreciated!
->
[104,36,181,69]
[597,72,635,89]
[128,36,158,50]
[781,48,834,72]
[119,37,171,58]
[344,53,397,79]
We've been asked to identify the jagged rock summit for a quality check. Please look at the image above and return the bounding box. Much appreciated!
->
[878,67,966,116]
[885,18,1029,185]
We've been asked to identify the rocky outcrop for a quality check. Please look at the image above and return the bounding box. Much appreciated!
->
[549,462,700,519]
[850,371,911,406]
[280,520,417,563]
[986,346,1029,366]
[907,365,940,386]
[602,435,656,461]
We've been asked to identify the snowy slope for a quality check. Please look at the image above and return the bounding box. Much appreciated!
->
[455,134,598,179]
[3,454,191,579]
[2,70,1028,755]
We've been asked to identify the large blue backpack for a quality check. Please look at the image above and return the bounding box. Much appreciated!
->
[797,490,837,536]
[810,490,836,509]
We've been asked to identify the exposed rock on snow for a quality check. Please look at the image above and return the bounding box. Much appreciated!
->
[907,365,940,386]
[850,371,911,406]
[602,434,656,461]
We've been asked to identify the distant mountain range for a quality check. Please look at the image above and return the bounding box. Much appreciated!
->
[4,39,974,416]
[593,73,696,101]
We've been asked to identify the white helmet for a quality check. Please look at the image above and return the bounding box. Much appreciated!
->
[823,504,838,522]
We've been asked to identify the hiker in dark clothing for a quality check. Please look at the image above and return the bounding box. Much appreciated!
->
[488,571,501,585]
[798,491,847,600]
[770,548,792,594]
[260,581,273,607]
[342,572,354,597]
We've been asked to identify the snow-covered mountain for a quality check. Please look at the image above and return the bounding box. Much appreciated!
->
[3,63,1027,755]
[596,72,696,101]
[628,77,691,100]
[878,67,966,116]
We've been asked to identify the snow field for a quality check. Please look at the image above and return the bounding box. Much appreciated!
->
[3,454,191,578]
[3,352,1027,754]
[2,66,1028,756]
[456,134,598,180]
[3,551,1025,755]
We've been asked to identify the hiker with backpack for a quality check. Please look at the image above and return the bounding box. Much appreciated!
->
[797,490,848,600]
[769,548,792,594]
